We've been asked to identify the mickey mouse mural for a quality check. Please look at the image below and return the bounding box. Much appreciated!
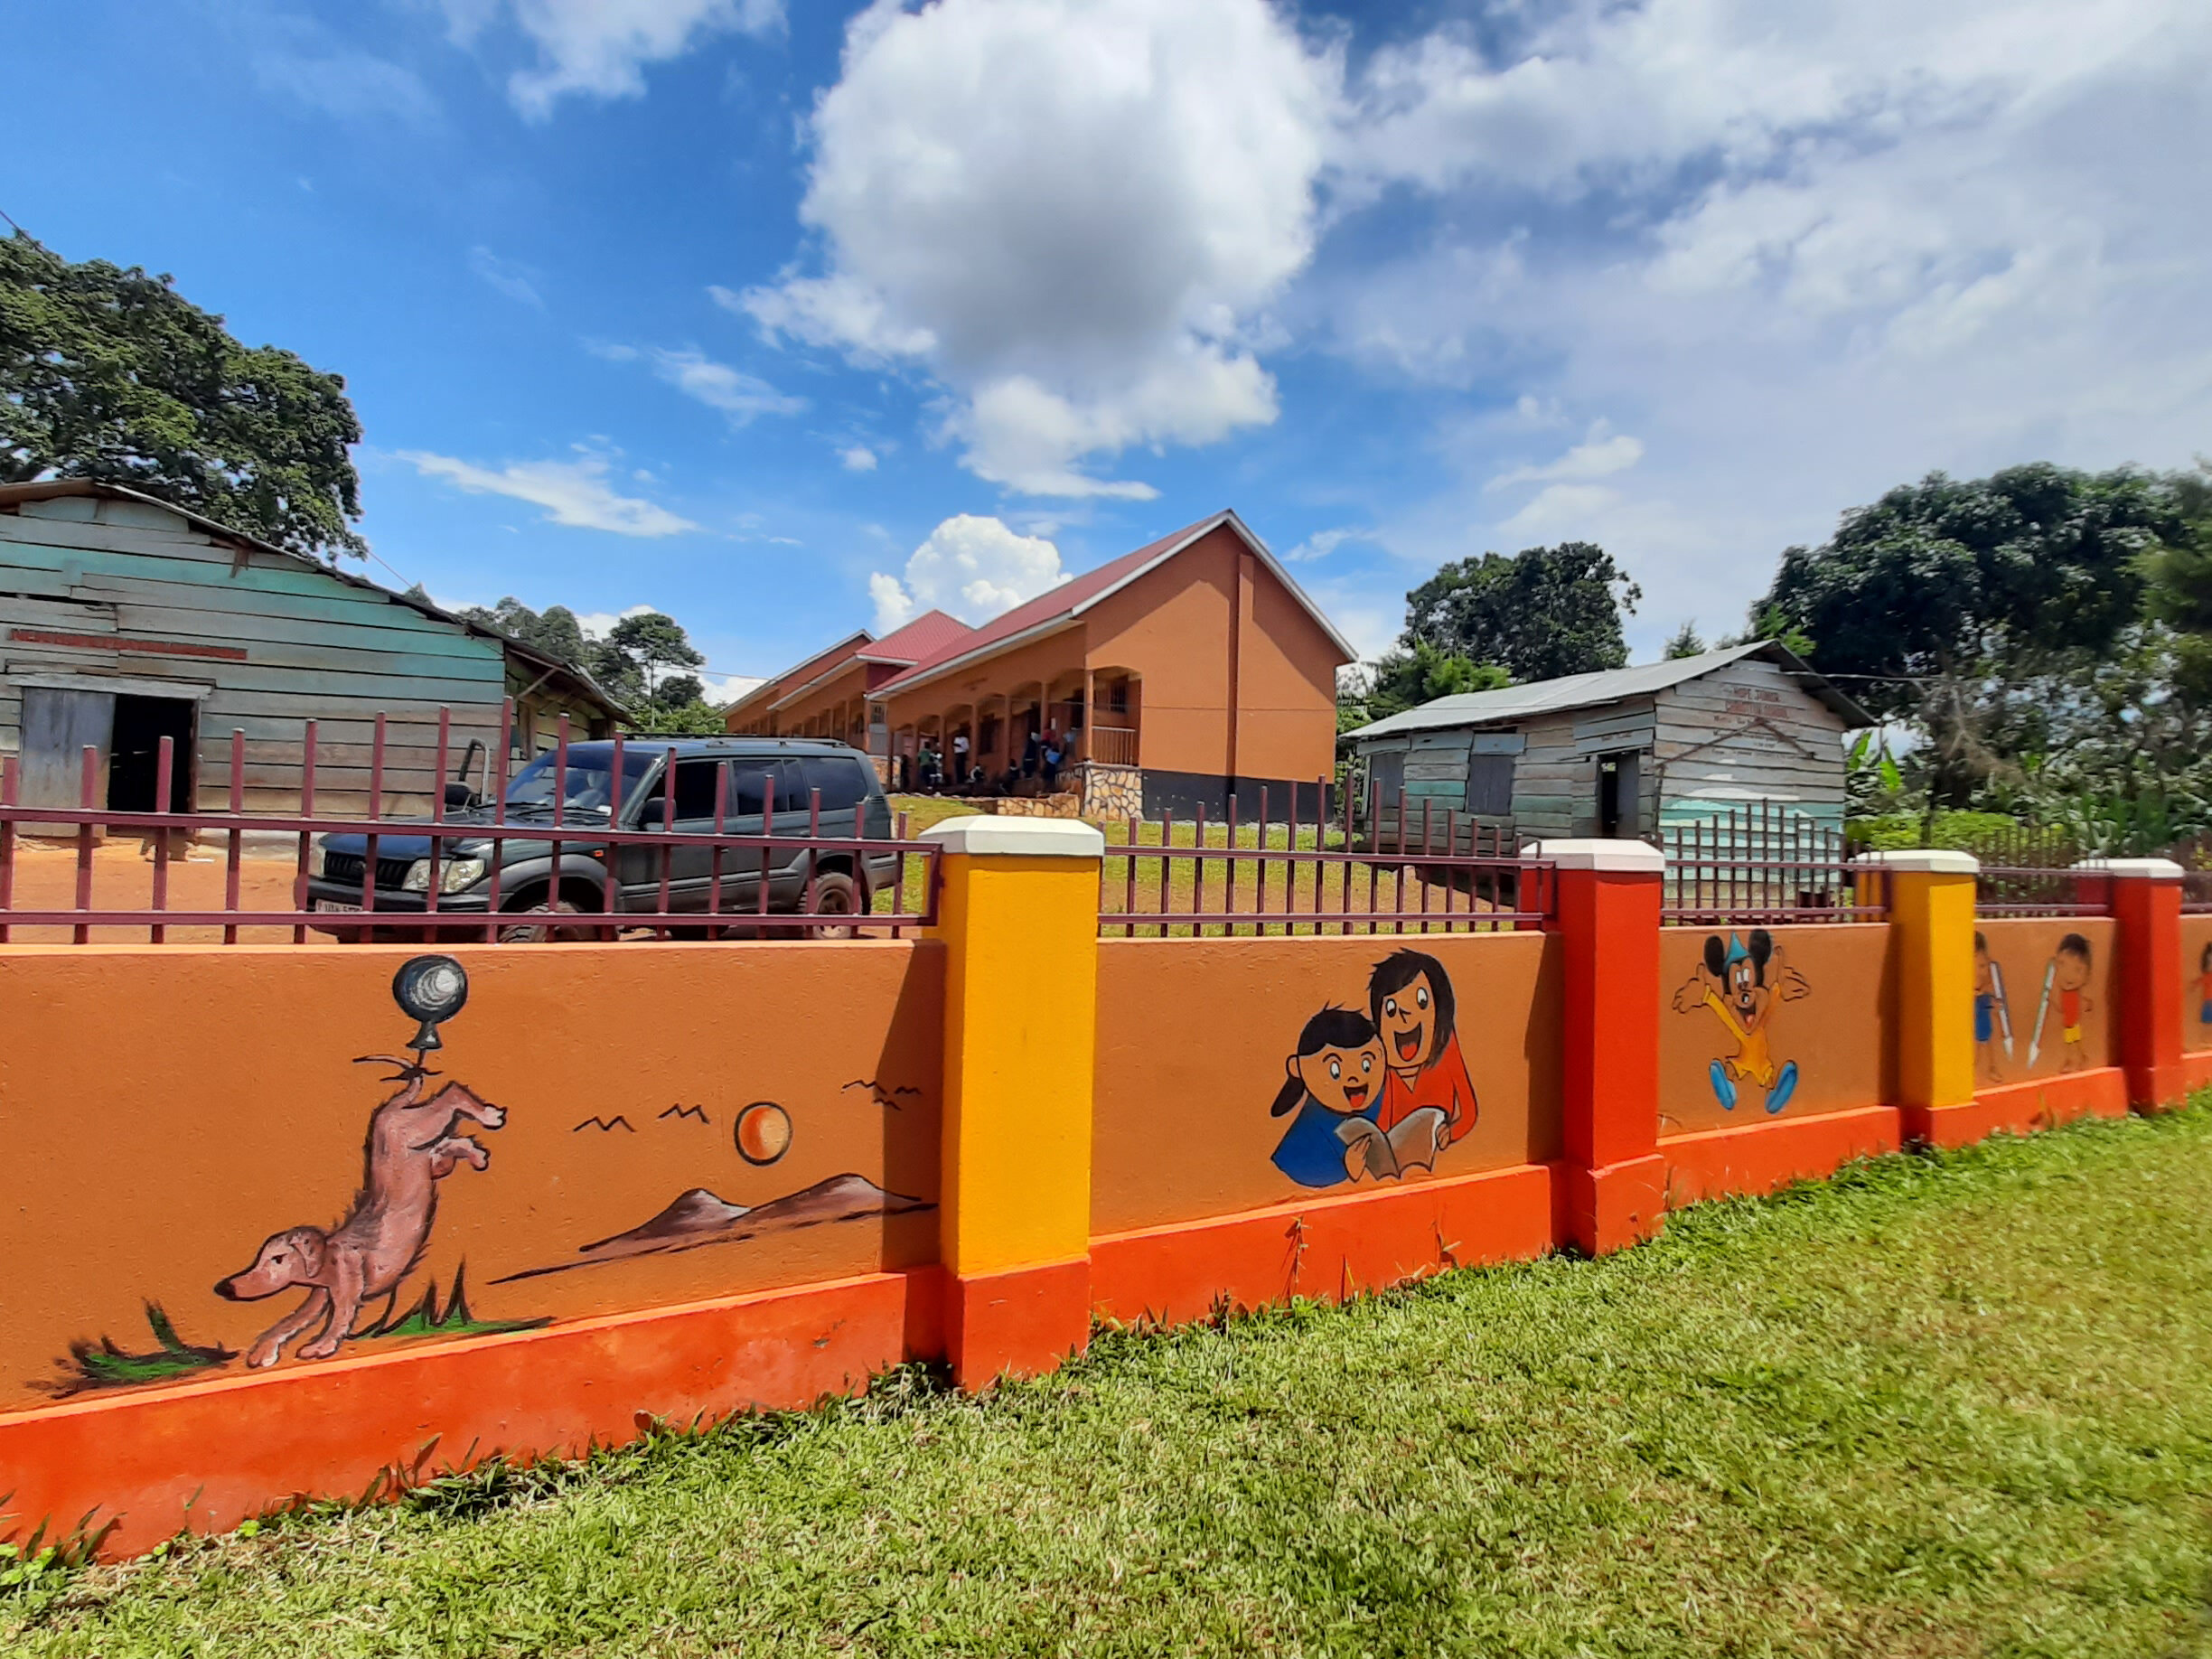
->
[1672,929,1812,1114]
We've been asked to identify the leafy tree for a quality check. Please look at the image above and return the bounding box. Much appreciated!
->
[449,595,590,667]
[1756,464,2185,807]
[1401,542,1640,681]
[1664,622,1707,659]
[603,612,706,704]
[1354,640,1510,724]
[2139,461,2212,698]
[0,230,365,558]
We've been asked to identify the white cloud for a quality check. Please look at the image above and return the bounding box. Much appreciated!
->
[868,514,1064,632]
[839,445,878,473]
[645,348,804,424]
[698,672,766,704]
[467,246,543,308]
[397,447,699,537]
[444,0,784,117]
[1282,527,1373,564]
[573,604,656,640]
[250,19,435,123]
[1488,422,1644,491]
[739,0,1338,497]
[1329,0,2212,654]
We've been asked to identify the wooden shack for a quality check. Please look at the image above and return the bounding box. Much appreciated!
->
[1344,642,1870,846]
[0,481,622,820]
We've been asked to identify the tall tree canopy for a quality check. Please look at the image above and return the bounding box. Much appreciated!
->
[1401,542,1640,682]
[0,230,365,559]
[1341,640,1509,729]
[1757,464,2179,721]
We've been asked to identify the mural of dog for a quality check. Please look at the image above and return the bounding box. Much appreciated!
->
[216,1059,505,1368]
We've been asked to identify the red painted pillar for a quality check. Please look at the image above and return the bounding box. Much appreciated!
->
[2080,858,2187,1110]
[1541,839,1667,1253]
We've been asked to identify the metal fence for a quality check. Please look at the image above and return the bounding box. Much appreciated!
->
[1657,807,1884,924]
[1101,781,1551,937]
[0,708,938,944]
[1974,866,2106,918]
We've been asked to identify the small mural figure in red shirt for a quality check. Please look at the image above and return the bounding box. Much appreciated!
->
[1369,949,1478,1148]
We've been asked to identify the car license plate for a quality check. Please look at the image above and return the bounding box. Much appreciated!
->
[314,899,365,914]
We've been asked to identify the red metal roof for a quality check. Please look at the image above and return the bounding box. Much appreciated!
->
[873,519,1211,694]
[857,608,972,666]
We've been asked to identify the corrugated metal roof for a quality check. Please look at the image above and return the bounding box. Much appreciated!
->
[1344,642,1871,739]
[856,608,972,666]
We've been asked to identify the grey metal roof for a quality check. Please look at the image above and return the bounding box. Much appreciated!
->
[1344,641,1871,739]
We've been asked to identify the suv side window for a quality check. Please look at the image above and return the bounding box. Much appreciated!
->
[730,759,801,815]
[670,760,725,823]
[799,755,871,812]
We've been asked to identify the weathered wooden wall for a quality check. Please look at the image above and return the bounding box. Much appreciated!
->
[1354,655,1851,845]
[0,494,509,816]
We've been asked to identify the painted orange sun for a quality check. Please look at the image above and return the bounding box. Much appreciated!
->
[735,1101,792,1166]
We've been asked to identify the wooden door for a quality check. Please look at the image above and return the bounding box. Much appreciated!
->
[20,686,116,817]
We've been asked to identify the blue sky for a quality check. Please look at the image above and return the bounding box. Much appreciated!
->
[6,0,2207,698]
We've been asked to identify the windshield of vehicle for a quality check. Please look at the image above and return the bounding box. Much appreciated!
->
[502,748,656,815]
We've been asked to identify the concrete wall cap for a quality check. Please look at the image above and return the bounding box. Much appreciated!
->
[2070,857,2185,879]
[1531,839,1667,873]
[915,815,1106,858]
[1848,849,1980,875]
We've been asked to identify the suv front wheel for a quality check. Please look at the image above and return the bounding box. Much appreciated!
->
[808,868,865,940]
[498,893,594,944]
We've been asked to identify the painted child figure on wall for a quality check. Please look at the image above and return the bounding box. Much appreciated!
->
[1973,932,2012,1085]
[1270,1008,1448,1188]
[2198,942,2212,1029]
[1673,929,1810,1113]
[2041,933,2095,1073]
[1368,949,1479,1148]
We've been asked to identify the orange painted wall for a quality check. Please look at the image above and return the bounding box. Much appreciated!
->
[880,627,1086,756]
[2182,915,2212,1055]
[0,942,942,1415]
[1659,923,1895,1137]
[1232,548,1345,785]
[766,661,869,738]
[1092,933,1563,1235]
[1973,917,2118,1085]
[1083,529,1238,777]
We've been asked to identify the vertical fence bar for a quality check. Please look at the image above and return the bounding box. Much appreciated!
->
[1420,797,1434,934]
[757,772,774,924]
[708,762,728,933]
[892,807,910,937]
[360,714,386,919]
[803,787,822,922]
[546,716,569,942]
[654,746,677,942]
[73,744,96,944]
[426,708,450,928]
[1445,808,1458,932]
[225,731,242,944]
[0,755,16,945]
[1123,813,1139,938]
[1393,785,1409,934]
[295,720,317,944]
[485,699,513,945]
[150,735,173,944]
[605,731,626,943]
[1225,792,1240,936]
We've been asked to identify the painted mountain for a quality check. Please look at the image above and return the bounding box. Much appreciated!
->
[493,1174,933,1283]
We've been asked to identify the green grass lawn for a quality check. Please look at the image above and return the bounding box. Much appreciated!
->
[9,1107,2211,1657]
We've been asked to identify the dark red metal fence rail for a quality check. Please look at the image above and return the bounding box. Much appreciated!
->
[0,705,936,944]
[1974,866,2106,918]
[1101,780,1551,937]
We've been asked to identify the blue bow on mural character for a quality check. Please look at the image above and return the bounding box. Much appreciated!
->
[1673,928,1811,1115]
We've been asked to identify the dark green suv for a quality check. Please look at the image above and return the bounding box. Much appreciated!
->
[306,739,897,941]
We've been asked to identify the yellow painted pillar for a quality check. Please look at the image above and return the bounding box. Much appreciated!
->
[918,815,1103,1385]
[1854,850,1978,1140]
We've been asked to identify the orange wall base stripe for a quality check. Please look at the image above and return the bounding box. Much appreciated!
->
[0,1269,941,1560]
[1661,1104,1904,1204]
[1088,1160,1556,1328]
[1933,1068,2131,1148]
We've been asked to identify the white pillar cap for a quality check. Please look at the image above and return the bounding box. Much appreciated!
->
[1848,849,1979,875]
[915,815,1105,858]
[2070,857,2185,880]
[1532,838,1667,873]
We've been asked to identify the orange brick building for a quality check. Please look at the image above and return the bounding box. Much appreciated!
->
[728,511,1353,819]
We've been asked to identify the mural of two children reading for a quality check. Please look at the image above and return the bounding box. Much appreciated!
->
[1270,950,1478,1189]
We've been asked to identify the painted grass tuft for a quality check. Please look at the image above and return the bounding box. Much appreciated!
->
[7,1105,2212,1656]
